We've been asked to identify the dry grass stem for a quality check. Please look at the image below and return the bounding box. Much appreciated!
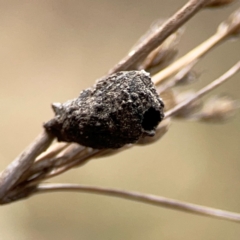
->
[109,0,210,74]
[36,183,240,223]
[0,0,239,227]
[152,8,240,85]
[164,61,240,118]
[156,60,198,93]
[0,130,54,200]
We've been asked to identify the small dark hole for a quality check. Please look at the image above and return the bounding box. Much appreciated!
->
[142,107,161,131]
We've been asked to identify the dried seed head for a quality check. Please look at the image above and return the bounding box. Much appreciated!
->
[157,61,199,93]
[130,19,183,73]
[44,70,164,149]
[175,70,199,87]
[196,95,239,123]
[217,8,240,37]
[140,28,184,74]
[174,91,203,118]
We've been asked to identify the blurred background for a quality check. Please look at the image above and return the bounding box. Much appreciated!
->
[0,0,240,239]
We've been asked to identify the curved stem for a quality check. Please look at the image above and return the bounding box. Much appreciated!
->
[36,183,240,223]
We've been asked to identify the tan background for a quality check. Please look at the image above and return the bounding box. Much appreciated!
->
[0,0,240,239]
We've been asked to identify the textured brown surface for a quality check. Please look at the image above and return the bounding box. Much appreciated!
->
[44,71,164,148]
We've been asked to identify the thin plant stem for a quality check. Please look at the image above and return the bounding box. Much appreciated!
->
[36,183,240,223]
[152,31,226,85]
[164,61,240,118]
[109,0,210,74]
[152,8,240,85]
[0,130,54,201]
